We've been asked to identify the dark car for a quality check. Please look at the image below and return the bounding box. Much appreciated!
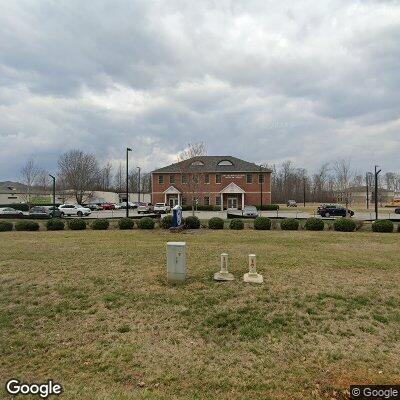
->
[395,208,400,214]
[29,206,63,219]
[86,203,103,211]
[317,204,354,218]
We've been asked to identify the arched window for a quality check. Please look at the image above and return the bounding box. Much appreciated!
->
[217,160,233,166]
[190,161,204,166]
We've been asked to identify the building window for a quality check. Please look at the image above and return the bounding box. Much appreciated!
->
[158,175,164,184]
[169,174,175,184]
[217,160,233,166]
[258,174,265,184]
[246,174,253,184]
[205,174,210,184]
[182,174,188,184]
[193,196,199,206]
[204,196,210,206]
[216,196,221,206]
[216,174,221,184]
[193,174,199,184]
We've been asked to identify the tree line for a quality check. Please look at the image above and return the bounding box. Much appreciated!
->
[20,149,151,204]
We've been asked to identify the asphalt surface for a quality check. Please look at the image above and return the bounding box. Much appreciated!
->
[81,209,400,221]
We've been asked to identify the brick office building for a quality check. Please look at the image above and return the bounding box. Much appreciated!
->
[151,156,271,210]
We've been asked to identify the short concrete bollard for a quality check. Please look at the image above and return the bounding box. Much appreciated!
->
[167,242,186,282]
[243,254,263,283]
[214,253,234,281]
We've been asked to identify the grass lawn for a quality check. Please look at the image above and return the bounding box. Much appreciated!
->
[0,229,399,399]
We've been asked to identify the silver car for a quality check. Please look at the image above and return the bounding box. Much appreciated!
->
[242,205,259,217]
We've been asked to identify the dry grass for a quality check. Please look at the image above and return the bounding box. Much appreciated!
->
[0,229,399,399]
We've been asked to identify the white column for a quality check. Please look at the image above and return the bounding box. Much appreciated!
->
[220,194,223,210]
[164,193,167,204]
[178,193,181,205]
[242,193,244,210]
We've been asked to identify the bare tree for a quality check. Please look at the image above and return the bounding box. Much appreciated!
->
[58,149,100,204]
[37,169,49,192]
[114,163,124,193]
[20,159,41,206]
[333,158,354,208]
[177,142,207,215]
[141,172,152,194]
[98,162,113,191]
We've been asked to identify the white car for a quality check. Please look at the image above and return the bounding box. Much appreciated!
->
[0,207,24,217]
[58,204,91,217]
[242,205,259,217]
[153,203,171,214]
[137,203,154,214]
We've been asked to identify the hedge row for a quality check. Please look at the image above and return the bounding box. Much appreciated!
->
[2,217,399,233]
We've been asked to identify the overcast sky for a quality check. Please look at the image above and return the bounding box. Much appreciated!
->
[1,0,399,180]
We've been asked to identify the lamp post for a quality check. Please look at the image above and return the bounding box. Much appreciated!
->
[259,165,263,211]
[49,174,56,218]
[374,165,381,221]
[126,148,132,218]
[366,172,370,210]
[137,166,141,203]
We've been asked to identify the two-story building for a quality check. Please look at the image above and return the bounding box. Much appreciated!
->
[151,156,271,210]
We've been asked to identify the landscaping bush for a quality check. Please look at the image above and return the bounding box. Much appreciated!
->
[229,219,244,230]
[280,218,299,230]
[333,218,356,232]
[91,219,109,230]
[137,217,155,229]
[185,216,200,229]
[304,218,324,231]
[208,217,224,230]
[372,220,394,233]
[118,217,134,230]
[256,204,279,211]
[254,217,271,230]
[161,215,173,229]
[0,221,13,232]
[46,219,65,231]
[15,220,39,231]
[68,219,87,230]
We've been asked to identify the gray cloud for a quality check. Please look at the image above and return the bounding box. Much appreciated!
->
[0,0,399,180]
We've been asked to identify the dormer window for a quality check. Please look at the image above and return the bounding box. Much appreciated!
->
[190,161,204,166]
[217,160,233,166]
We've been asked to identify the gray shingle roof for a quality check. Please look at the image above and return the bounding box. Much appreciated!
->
[152,156,272,173]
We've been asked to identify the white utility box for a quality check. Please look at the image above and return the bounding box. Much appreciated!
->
[166,242,186,282]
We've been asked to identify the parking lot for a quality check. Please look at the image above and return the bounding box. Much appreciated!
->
[77,208,400,221]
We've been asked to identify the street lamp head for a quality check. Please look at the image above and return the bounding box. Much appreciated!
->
[127,147,132,152]
[49,174,55,179]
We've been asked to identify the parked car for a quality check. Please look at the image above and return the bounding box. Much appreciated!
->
[58,204,91,217]
[119,201,136,209]
[86,203,103,211]
[29,206,63,218]
[113,203,122,209]
[287,200,297,207]
[137,203,154,214]
[242,205,259,217]
[395,207,400,214]
[101,203,116,210]
[317,204,354,217]
[153,203,171,214]
[0,207,24,217]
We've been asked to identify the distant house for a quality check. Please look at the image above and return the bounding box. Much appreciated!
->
[151,156,271,210]
[337,185,396,206]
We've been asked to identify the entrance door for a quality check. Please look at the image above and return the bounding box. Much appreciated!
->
[227,197,238,210]
[169,196,178,208]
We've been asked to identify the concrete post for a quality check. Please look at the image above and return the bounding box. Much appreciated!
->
[214,253,234,281]
[243,254,263,283]
[167,242,186,282]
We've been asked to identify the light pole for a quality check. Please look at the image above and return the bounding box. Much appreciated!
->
[374,165,381,220]
[259,165,263,211]
[137,166,141,203]
[126,148,132,218]
[49,174,56,218]
[366,172,370,210]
